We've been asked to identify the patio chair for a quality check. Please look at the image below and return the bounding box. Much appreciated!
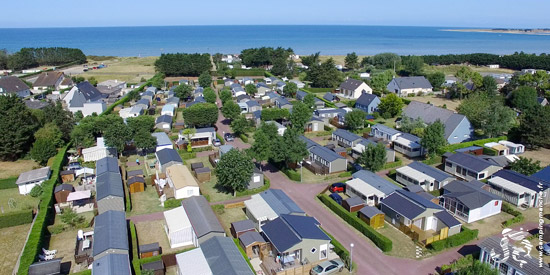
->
[38,254,55,261]
[42,248,57,256]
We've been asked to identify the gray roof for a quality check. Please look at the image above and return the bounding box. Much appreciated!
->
[275,97,291,106]
[181,196,225,238]
[333,129,362,143]
[127,169,143,178]
[315,108,345,115]
[196,127,215,133]
[355,93,379,107]
[492,169,550,192]
[239,231,265,247]
[345,196,364,207]
[195,167,211,174]
[76,81,103,101]
[262,215,330,253]
[96,172,124,200]
[359,205,383,218]
[201,237,254,275]
[371,124,401,136]
[391,76,432,90]
[136,98,149,106]
[96,157,119,176]
[259,189,305,216]
[54,184,74,193]
[323,92,336,101]
[407,162,454,182]
[296,90,307,100]
[139,242,160,254]
[299,135,319,150]
[24,100,50,110]
[231,220,255,233]
[443,180,500,209]
[478,237,550,275]
[141,260,164,271]
[28,258,61,275]
[0,76,30,93]
[340,78,366,91]
[352,170,398,195]
[381,190,443,220]
[127,176,145,186]
[92,210,128,257]
[151,132,171,146]
[92,253,131,275]
[310,145,345,162]
[433,210,461,228]
[16,167,51,185]
[445,152,496,173]
[403,101,469,140]
[219,144,234,155]
[156,149,183,166]
[246,100,260,107]
[155,114,172,124]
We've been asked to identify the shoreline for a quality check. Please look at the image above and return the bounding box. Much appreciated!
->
[442,29,550,36]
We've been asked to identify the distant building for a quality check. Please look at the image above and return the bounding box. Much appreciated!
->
[339,78,372,99]
[0,76,31,97]
[16,167,51,195]
[387,76,433,97]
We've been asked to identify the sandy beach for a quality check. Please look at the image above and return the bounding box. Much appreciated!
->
[442,28,550,35]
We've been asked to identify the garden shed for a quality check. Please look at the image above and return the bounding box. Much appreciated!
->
[358,205,385,229]
[127,176,145,193]
[342,196,365,212]
[230,219,256,238]
[239,231,267,259]
[139,242,161,258]
[141,260,165,275]
[194,167,211,183]
[60,170,75,183]
[54,183,75,204]
[190,162,204,171]
[127,169,143,178]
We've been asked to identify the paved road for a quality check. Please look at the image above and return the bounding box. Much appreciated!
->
[215,91,250,149]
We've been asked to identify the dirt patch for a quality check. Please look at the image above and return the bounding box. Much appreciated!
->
[0,223,32,274]
[466,212,514,239]
[520,148,550,167]
[0,160,39,179]
[409,96,462,112]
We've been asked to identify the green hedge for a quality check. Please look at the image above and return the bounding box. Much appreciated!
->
[0,177,17,189]
[230,69,266,76]
[338,171,352,178]
[237,178,270,196]
[124,178,132,213]
[0,210,33,229]
[70,270,91,275]
[318,194,392,252]
[320,228,356,271]
[164,198,184,209]
[102,81,150,115]
[240,134,249,143]
[216,133,226,145]
[436,136,507,155]
[18,144,70,275]
[216,79,224,85]
[306,88,334,93]
[382,158,403,170]
[129,221,142,275]
[233,238,256,274]
[501,203,524,227]
[315,130,333,137]
[428,226,479,252]
[282,168,301,181]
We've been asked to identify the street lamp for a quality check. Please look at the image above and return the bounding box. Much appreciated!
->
[349,243,354,273]
[300,160,303,183]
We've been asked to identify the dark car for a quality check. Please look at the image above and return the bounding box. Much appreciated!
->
[543,242,550,255]
[329,182,346,193]
[224,133,234,142]
[329,193,343,205]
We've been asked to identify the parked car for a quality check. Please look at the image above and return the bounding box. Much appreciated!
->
[329,182,346,193]
[213,139,222,147]
[224,133,234,142]
[329,193,342,205]
[68,162,82,171]
[310,259,345,275]
[543,242,550,255]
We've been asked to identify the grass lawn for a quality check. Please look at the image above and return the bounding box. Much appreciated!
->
[213,205,247,236]
[0,188,40,213]
[78,56,157,83]
[407,96,462,112]
[165,266,178,275]
[128,186,164,217]
[465,212,514,239]
[0,177,17,190]
[377,224,421,259]
[300,167,349,184]
[0,223,32,274]
[0,160,39,179]
[49,227,93,274]
[372,116,398,129]
[185,157,234,202]
[135,220,191,255]
[423,64,515,76]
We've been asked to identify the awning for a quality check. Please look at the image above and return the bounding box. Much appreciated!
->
[67,190,92,202]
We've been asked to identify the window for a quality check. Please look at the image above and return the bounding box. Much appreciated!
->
[446,162,452,167]
[187,189,194,196]
[494,201,499,206]
[310,248,316,253]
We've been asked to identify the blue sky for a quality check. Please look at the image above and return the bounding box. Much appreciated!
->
[1,0,548,28]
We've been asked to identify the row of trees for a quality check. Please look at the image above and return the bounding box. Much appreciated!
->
[154,53,212,76]
[419,52,550,71]
[0,47,87,70]
[240,47,294,67]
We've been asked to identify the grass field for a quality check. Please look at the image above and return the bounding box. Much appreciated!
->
[424,64,516,76]
[0,223,32,274]
[213,206,247,236]
[0,160,39,180]
[0,188,40,213]
[128,187,164,217]
[135,220,191,254]
[74,56,157,83]
[408,96,462,112]
[0,177,17,190]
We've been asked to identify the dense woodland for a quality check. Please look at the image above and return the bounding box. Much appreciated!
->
[411,52,550,71]
[0,47,86,70]
[154,53,212,76]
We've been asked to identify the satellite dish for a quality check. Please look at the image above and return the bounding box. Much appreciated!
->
[77,230,84,240]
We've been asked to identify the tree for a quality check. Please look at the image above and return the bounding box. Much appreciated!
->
[509,157,542,176]
[217,149,254,196]
[133,131,157,152]
[455,260,498,275]
[289,102,312,131]
[88,77,98,86]
[198,71,212,88]
[0,95,39,160]
[29,184,43,198]
[457,93,515,137]
[400,116,425,134]
[509,86,538,111]
[74,110,84,123]
[127,116,155,135]
[283,82,298,97]
[370,53,401,69]
[35,123,63,147]
[181,128,196,152]
[249,123,278,168]
[221,100,242,121]
[378,93,404,118]
[345,52,359,69]
[219,89,232,104]
[261,108,290,121]
[30,138,57,166]
[154,53,212,76]
[245,84,257,96]
[182,103,219,127]
[518,105,550,149]
[301,52,320,67]
[481,75,498,95]
[305,58,343,88]
[345,109,366,131]
[203,87,217,104]
[173,84,193,100]
[303,93,316,109]
[271,57,289,76]
[421,120,447,156]
[60,208,85,228]
[104,123,131,154]
[271,129,308,166]
[427,72,445,90]
[357,143,387,172]
[403,56,424,76]
[43,101,74,142]
[368,70,394,94]
[231,115,249,135]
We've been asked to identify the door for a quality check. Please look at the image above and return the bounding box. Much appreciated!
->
[294,249,301,262]
[313,123,318,131]
[319,244,328,260]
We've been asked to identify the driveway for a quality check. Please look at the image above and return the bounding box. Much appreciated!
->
[215,93,250,150]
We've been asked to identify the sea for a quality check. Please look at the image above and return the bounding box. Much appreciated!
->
[1,25,549,57]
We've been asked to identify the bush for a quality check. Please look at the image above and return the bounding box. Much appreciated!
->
[192,146,213,152]
[48,224,65,235]
[315,130,333,137]
[323,124,332,131]
[71,270,91,275]
[436,136,507,155]
[318,194,392,252]
[129,221,142,275]
[124,180,132,213]
[0,210,33,229]
[0,177,17,190]
[237,178,270,196]
[382,158,403,170]
[338,172,352,178]
[283,168,301,181]
[164,198,183,209]
[501,203,524,227]
[216,133,226,145]
[239,134,249,143]
[428,227,478,251]
[29,184,43,197]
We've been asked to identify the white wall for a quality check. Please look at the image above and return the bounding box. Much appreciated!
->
[166,225,195,248]
[175,186,200,200]
[18,182,40,195]
[467,200,502,223]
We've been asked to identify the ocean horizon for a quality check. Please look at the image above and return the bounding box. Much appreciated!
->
[1,25,549,57]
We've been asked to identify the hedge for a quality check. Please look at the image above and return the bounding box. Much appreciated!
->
[129,221,142,275]
[70,270,91,275]
[382,158,403,170]
[233,238,256,274]
[0,177,17,189]
[436,136,507,155]
[305,88,333,94]
[282,168,301,181]
[216,133,226,145]
[428,226,479,252]
[315,130,333,137]
[164,198,184,209]
[0,210,33,229]
[321,228,356,271]
[237,178,270,196]
[240,134,249,143]
[230,69,266,76]
[124,177,132,213]
[18,144,70,275]
[501,203,524,227]
[318,194,392,252]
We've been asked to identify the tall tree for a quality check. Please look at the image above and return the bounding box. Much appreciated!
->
[230,115,249,135]
[289,102,312,131]
[518,105,550,149]
[203,87,217,104]
[198,71,212,88]
[133,131,157,152]
[457,93,515,137]
[261,108,289,121]
[403,56,424,76]
[43,101,74,141]
[283,82,298,97]
[420,120,447,156]
[0,95,39,160]
[219,89,232,104]
[481,75,498,95]
[221,100,242,121]
[182,103,219,127]
[357,143,387,172]
[272,129,308,166]
[249,123,278,169]
[368,70,394,94]
[345,52,359,69]
[427,72,445,90]
[271,57,289,76]
[173,84,193,100]
[345,109,366,131]
[303,93,316,109]
[305,58,343,88]
[509,157,542,176]
[30,138,57,166]
[103,119,131,154]
[216,149,254,196]
[300,52,320,67]
[245,84,257,96]
[127,116,155,135]
[509,86,538,111]
[400,116,425,134]
[370,53,401,69]
[378,93,404,118]
[35,123,63,147]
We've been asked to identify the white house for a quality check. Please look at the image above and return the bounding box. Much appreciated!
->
[444,152,502,181]
[16,167,51,195]
[64,82,106,117]
[387,76,433,97]
[151,132,173,152]
[163,206,194,248]
[165,165,200,200]
[370,124,401,142]
[82,137,117,162]
[338,78,372,99]
[119,105,143,119]
[290,80,305,89]
[396,162,455,192]
[161,104,175,117]
[498,140,525,154]
[440,180,502,223]
[178,127,216,148]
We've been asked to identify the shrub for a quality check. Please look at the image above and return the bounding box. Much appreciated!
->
[124,181,132,213]
[318,194,392,252]
[323,124,332,131]
[129,221,142,275]
[428,227,478,251]
[29,184,44,197]
[164,198,183,209]
[0,177,17,190]
[501,203,524,227]
[315,130,334,137]
[71,270,91,275]
[48,224,65,235]
[233,238,255,271]
[0,210,33,229]
[237,178,270,196]
[283,168,301,181]
[192,146,214,152]
[216,133,226,145]
[436,136,507,155]
[60,208,85,228]
[382,158,403,170]
[240,134,249,143]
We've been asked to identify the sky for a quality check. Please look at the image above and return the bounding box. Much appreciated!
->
[1,0,548,28]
